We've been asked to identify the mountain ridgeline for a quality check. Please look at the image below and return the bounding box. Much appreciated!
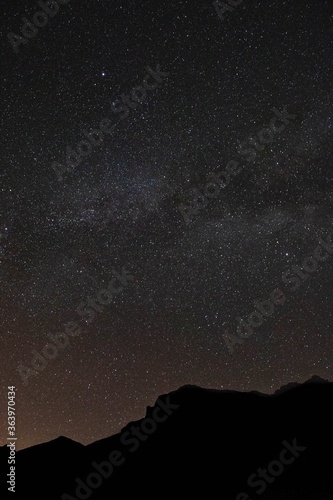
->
[1,376,332,499]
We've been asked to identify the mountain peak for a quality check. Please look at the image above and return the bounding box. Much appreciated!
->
[274,375,329,395]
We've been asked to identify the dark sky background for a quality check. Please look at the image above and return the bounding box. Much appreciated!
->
[1,0,332,450]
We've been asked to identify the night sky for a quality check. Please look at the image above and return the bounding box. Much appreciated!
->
[1,0,332,450]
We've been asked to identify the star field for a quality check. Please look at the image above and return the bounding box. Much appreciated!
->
[0,0,332,450]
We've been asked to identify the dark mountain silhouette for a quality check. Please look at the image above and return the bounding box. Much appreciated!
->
[273,374,330,395]
[1,377,333,499]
